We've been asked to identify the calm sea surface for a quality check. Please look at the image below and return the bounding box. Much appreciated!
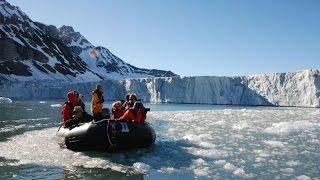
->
[0,100,319,179]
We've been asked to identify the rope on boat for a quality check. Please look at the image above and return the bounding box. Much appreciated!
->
[57,122,64,132]
[106,120,117,151]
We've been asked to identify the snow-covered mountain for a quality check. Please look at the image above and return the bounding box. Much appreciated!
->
[0,0,176,83]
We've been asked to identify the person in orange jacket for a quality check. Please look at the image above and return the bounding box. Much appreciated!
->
[91,84,104,120]
[61,91,79,124]
[118,94,147,123]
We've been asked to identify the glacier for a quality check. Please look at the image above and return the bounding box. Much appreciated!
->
[0,69,319,107]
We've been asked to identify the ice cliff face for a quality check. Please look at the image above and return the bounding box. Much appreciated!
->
[0,69,319,108]
[125,69,320,107]
[243,69,320,107]
[0,0,176,83]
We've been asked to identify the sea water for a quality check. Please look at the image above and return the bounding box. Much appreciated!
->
[0,100,319,179]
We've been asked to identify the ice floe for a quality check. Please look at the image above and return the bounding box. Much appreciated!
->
[264,121,320,135]
[0,97,12,103]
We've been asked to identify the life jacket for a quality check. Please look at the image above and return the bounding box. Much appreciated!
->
[119,108,135,121]
[95,90,104,101]
[91,90,104,114]
[119,102,147,123]
[112,108,124,119]
[135,107,147,123]
[61,101,74,123]
[61,91,79,123]
[132,101,146,123]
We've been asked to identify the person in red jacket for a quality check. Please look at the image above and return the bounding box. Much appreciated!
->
[61,91,79,124]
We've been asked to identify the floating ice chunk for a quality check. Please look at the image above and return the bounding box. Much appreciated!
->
[236,159,246,164]
[7,162,21,167]
[264,140,285,148]
[0,97,12,103]
[286,160,299,167]
[223,109,233,115]
[253,150,270,158]
[223,163,237,171]
[308,139,320,144]
[216,161,252,178]
[191,158,210,177]
[193,166,210,177]
[158,167,179,174]
[233,168,252,178]
[212,120,227,126]
[51,104,62,107]
[214,160,227,165]
[268,159,278,165]
[232,121,249,130]
[280,168,294,174]
[192,158,209,167]
[39,101,46,104]
[198,142,216,148]
[232,134,245,139]
[132,162,150,174]
[184,147,225,158]
[296,175,311,180]
[309,109,320,116]
[0,124,26,133]
[255,157,266,163]
[83,157,107,169]
[82,158,126,173]
[264,121,320,135]
[183,134,211,142]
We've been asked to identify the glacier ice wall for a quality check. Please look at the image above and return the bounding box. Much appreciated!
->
[0,69,319,107]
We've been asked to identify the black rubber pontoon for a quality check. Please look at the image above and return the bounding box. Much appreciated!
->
[59,119,156,151]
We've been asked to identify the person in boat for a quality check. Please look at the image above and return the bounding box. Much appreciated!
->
[78,94,94,121]
[91,84,104,120]
[61,91,79,125]
[111,100,125,119]
[78,94,85,112]
[118,94,147,123]
[121,93,131,110]
[64,106,90,128]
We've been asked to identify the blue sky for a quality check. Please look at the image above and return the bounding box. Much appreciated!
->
[7,0,320,76]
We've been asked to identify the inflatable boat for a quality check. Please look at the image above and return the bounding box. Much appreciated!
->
[57,119,156,151]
